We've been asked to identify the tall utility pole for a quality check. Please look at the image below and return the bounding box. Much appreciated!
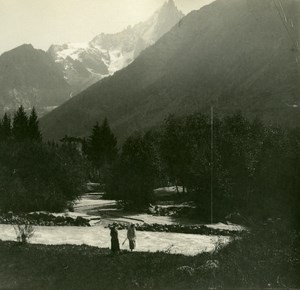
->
[210,106,214,225]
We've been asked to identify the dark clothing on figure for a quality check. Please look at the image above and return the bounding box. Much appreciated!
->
[110,227,120,252]
[129,240,136,250]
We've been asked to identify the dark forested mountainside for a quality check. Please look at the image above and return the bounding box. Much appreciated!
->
[40,0,300,141]
[0,44,71,115]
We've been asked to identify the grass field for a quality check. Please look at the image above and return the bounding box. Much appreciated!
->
[0,222,299,290]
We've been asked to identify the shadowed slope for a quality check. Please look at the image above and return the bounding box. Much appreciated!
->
[0,44,71,114]
[41,0,300,140]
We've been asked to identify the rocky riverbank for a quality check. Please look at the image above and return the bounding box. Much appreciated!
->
[0,212,93,227]
[107,222,243,236]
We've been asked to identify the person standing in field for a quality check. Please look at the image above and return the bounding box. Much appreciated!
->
[127,223,136,252]
[110,224,120,253]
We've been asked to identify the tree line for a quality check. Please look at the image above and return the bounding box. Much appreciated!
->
[0,106,88,212]
[0,106,41,142]
[92,113,299,228]
[1,106,299,229]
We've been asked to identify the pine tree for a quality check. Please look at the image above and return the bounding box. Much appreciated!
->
[160,115,191,192]
[2,113,11,138]
[28,107,42,141]
[88,122,101,167]
[12,106,28,141]
[87,118,117,168]
[0,117,2,141]
[0,113,12,141]
[99,118,118,164]
[106,133,156,206]
[81,137,89,156]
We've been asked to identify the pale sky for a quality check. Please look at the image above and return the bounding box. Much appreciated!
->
[0,0,215,55]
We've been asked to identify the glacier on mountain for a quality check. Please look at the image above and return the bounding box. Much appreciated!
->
[48,0,184,93]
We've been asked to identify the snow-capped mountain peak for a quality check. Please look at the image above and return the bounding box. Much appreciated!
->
[48,0,184,93]
[48,43,89,62]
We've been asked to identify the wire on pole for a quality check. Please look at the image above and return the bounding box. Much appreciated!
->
[273,0,300,55]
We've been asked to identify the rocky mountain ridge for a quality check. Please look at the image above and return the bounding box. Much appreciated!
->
[40,0,300,141]
[0,44,72,115]
[0,0,184,114]
[48,0,184,92]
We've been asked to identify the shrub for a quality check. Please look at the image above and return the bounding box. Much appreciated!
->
[106,133,157,207]
[0,141,88,212]
[13,223,35,244]
[215,221,300,288]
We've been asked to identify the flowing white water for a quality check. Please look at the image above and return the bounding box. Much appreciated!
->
[0,192,243,256]
[0,224,231,256]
